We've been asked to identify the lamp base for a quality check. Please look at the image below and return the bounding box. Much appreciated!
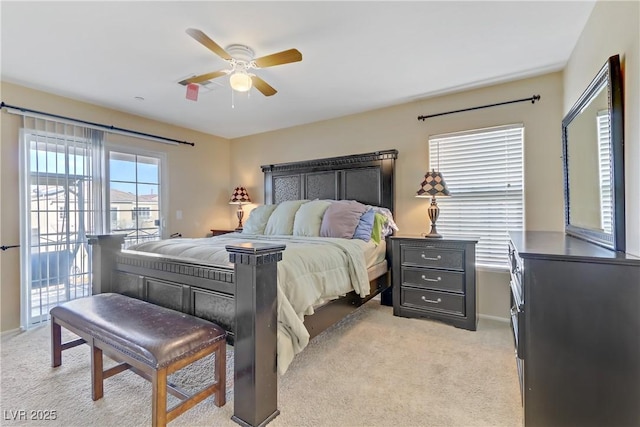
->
[424,224,443,238]
[236,205,245,229]
[424,197,443,239]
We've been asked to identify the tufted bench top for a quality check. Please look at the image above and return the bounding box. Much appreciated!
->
[50,293,226,368]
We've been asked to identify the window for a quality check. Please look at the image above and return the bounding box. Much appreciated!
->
[597,111,612,233]
[107,148,165,248]
[428,124,524,269]
[17,115,168,329]
[132,207,151,219]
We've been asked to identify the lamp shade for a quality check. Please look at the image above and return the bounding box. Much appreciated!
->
[229,72,253,92]
[416,170,451,198]
[229,187,251,204]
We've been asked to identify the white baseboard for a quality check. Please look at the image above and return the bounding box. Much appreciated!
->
[479,314,510,323]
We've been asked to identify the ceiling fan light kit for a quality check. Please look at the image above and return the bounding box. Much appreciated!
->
[180,28,302,97]
[229,71,253,92]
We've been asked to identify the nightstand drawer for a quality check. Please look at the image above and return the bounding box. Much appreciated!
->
[401,267,464,293]
[401,246,464,271]
[401,287,465,316]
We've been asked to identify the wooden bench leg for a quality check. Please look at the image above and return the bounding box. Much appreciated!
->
[215,343,226,407]
[51,318,62,368]
[152,367,168,427]
[91,340,104,401]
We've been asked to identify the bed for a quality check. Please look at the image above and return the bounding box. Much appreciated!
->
[88,149,397,427]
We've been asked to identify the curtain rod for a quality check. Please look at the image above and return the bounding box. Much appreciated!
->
[0,101,195,147]
[417,94,541,121]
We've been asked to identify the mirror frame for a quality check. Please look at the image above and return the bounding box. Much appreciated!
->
[562,54,625,252]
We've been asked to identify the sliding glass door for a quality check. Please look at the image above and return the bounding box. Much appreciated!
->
[19,123,166,328]
[19,122,104,327]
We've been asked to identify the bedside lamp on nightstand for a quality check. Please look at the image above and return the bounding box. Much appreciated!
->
[229,186,251,231]
[416,169,450,238]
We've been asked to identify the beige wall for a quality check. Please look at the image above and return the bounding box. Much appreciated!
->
[228,0,640,318]
[230,72,566,320]
[4,0,634,329]
[0,82,232,331]
[564,0,640,256]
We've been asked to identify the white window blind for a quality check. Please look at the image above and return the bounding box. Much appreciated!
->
[597,112,613,233]
[429,124,524,269]
[19,119,105,328]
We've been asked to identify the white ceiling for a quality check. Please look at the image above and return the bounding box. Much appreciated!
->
[1,1,595,139]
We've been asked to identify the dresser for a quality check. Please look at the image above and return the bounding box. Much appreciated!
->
[509,231,640,426]
[390,236,477,331]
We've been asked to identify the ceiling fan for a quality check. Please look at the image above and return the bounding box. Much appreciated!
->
[179,28,302,97]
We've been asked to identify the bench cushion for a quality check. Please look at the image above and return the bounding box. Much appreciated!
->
[50,293,226,368]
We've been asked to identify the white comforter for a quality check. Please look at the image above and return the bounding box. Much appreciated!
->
[127,233,371,374]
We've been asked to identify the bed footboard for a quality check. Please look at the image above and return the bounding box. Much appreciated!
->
[88,235,285,427]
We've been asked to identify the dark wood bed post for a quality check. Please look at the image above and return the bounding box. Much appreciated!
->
[88,234,125,295]
[227,243,285,427]
[88,236,285,427]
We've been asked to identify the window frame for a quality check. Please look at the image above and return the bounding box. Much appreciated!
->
[428,124,525,271]
[105,143,168,246]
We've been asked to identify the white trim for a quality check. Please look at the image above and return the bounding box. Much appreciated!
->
[18,129,30,330]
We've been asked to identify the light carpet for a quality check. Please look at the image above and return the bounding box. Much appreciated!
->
[0,302,522,426]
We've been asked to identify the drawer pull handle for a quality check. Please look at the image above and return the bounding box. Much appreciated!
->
[421,296,442,304]
[421,254,441,261]
[421,275,442,282]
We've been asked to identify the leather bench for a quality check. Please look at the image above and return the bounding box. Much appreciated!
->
[50,293,226,426]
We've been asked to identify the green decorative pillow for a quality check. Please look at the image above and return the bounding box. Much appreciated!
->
[264,200,308,235]
[293,200,332,237]
[370,212,387,244]
[242,204,277,235]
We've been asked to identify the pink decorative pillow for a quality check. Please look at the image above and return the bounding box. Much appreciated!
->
[320,200,368,239]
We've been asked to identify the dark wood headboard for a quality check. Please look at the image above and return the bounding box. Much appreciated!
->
[261,149,397,212]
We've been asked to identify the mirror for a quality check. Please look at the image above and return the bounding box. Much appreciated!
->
[562,54,625,251]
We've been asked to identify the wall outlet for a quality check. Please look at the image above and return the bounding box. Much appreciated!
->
[176,210,183,220]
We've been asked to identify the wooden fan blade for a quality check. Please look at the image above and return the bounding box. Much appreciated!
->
[186,28,232,61]
[179,70,227,86]
[251,76,277,96]
[253,49,302,68]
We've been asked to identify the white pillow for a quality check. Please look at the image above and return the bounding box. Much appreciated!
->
[242,204,277,235]
[264,200,308,235]
[293,200,332,237]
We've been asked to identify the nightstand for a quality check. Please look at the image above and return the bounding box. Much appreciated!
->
[390,236,477,331]
[210,229,235,237]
